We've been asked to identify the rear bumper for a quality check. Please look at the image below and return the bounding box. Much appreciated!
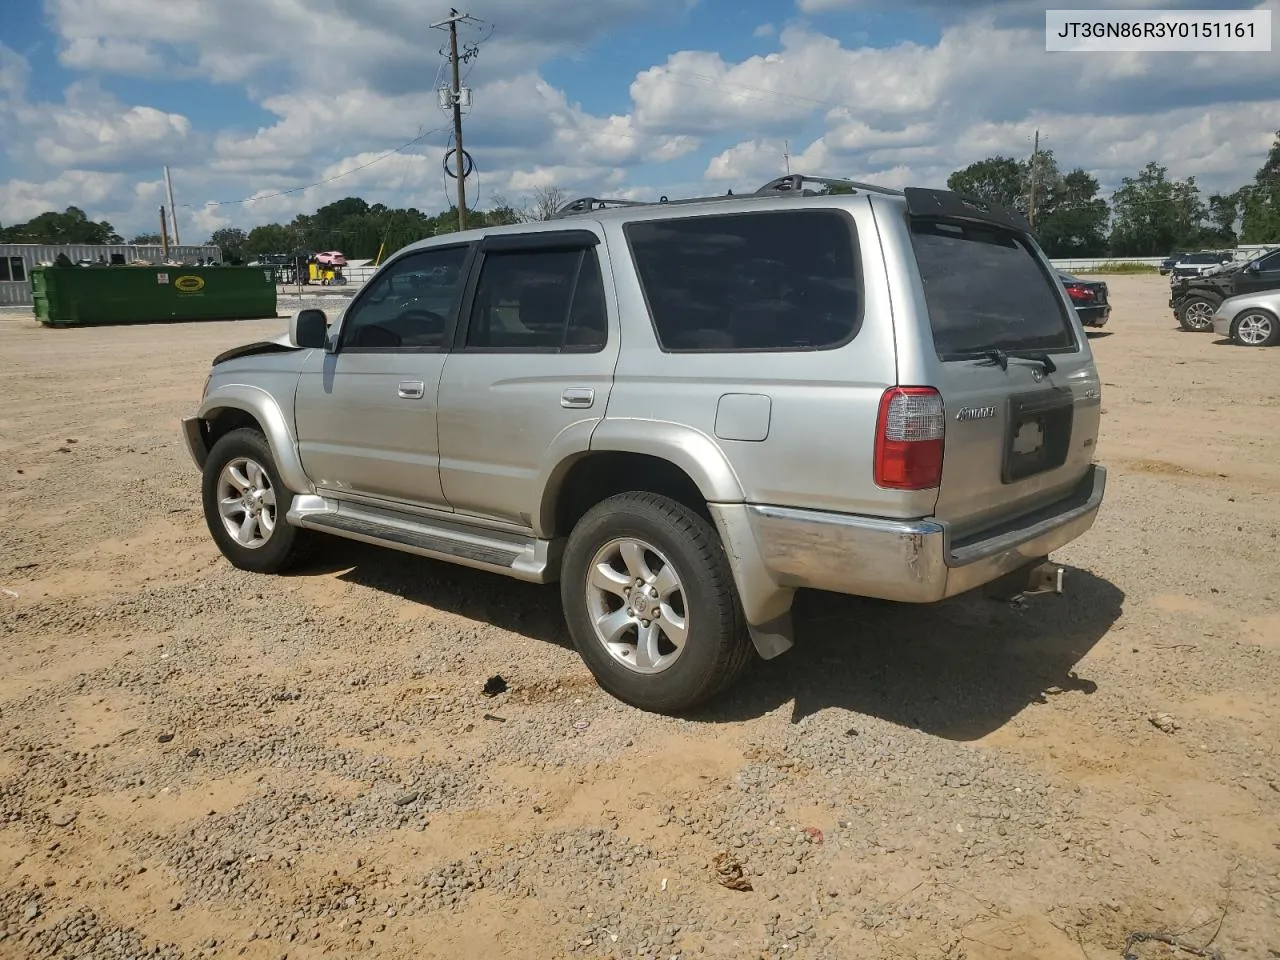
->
[1075,304,1110,327]
[744,464,1107,604]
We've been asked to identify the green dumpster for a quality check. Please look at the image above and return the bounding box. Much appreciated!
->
[31,264,278,326]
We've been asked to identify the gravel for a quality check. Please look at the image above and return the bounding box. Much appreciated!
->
[2,276,1279,958]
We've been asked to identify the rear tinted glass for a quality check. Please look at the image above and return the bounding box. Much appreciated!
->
[909,220,1076,359]
[625,210,860,352]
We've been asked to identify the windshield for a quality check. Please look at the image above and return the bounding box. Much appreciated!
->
[910,219,1078,359]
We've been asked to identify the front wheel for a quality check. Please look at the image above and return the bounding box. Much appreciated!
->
[1232,309,1280,347]
[201,427,313,574]
[1177,295,1219,331]
[560,492,753,714]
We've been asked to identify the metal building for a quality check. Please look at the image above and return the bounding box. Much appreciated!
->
[0,243,223,307]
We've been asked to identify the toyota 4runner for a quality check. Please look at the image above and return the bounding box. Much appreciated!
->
[182,175,1107,713]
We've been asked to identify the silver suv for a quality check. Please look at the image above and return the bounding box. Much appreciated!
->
[182,175,1106,713]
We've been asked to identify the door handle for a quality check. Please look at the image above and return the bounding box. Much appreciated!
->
[397,380,425,400]
[561,388,595,409]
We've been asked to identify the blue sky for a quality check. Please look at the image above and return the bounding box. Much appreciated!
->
[1,0,1277,239]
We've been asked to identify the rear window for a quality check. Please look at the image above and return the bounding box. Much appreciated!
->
[909,220,1077,359]
[625,210,861,352]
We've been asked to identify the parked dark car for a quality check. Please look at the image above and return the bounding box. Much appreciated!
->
[1170,247,1280,331]
[1058,271,1110,327]
[1168,251,1233,281]
[1159,255,1179,275]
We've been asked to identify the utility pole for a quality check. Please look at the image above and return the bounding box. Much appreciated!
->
[163,166,181,245]
[783,140,791,176]
[1027,129,1040,230]
[433,9,473,232]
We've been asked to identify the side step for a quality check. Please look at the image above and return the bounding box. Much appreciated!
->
[287,496,559,583]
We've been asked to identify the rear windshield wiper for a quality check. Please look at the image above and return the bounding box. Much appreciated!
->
[1008,351,1057,374]
[979,348,1008,370]
[969,348,1056,375]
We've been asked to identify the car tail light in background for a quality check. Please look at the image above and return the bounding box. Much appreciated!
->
[875,387,945,489]
[1063,283,1095,303]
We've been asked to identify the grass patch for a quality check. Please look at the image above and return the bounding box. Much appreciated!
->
[1076,262,1160,275]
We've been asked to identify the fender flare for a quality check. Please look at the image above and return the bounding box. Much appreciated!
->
[535,417,746,537]
[196,385,314,495]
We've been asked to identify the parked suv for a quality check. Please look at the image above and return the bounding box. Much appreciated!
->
[1171,247,1280,331]
[182,175,1107,713]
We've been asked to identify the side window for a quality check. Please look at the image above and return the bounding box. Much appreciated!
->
[624,210,861,352]
[465,247,608,352]
[1258,251,1280,271]
[0,257,25,283]
[341,245,469,351]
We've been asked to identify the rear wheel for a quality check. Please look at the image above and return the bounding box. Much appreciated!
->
[561,492,752,714]
[201,428,314,573]
[1177,295,1219,332]
[1232,309,1280,347]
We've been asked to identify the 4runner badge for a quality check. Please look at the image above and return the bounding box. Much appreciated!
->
[955,406,997,422]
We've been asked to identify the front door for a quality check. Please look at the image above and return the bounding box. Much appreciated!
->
[294,243,473,508]
[436,230,618,529]
[1237,249,1280,295]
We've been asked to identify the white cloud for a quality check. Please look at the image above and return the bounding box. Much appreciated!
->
[0,170,126,223]
[4,0,1280,240]
[59,37,167,75]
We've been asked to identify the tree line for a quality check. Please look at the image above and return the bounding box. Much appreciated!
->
[945,130,1279,256]
[2,135,1276,261]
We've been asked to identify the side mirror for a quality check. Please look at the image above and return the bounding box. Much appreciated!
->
[289,309,328,349]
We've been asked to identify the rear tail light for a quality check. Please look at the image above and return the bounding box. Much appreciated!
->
[1064,283,1093,302]
[875,387,945,490]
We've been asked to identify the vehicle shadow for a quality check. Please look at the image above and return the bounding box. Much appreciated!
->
[1085,331,1113,339]
[696,568,1124,740]
[287,540,575,651]
[288,543,1122,742]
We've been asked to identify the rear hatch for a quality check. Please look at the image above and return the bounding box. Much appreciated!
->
[904,205,1100,540]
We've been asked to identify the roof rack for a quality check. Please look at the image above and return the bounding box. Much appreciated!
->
[552,190,751,219]
[755,174,903,197]
[551,174,903,220]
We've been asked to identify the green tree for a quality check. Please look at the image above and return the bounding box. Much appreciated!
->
[244,222,300,257]
[0,206,122,244]
[1108,162,1207,256]
[1240,130,1280,244]
[1201,193,1240,247]
[130,232,163,244]
[947,156,1025,211]
[1036,169,1110,257]
[208,227,248,263]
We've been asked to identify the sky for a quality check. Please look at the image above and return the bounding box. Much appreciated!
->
[1,0,1277,240]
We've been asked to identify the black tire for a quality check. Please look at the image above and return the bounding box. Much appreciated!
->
[561,492,752,714]
[1176,295,1220,332]
[1231,309,1280,347]
[201,427,314,574]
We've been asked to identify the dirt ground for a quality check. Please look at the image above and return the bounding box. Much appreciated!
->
[1,275,1277,960]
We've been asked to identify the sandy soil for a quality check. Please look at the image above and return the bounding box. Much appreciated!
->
[1,275,1277,960]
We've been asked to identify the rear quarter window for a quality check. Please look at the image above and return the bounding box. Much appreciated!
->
[624,209,861,352]
[909,220,1078,359]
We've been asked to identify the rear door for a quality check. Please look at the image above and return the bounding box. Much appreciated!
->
[895,197,1101,540]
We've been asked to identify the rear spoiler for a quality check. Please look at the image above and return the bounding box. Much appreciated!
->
[903,187,1032,235]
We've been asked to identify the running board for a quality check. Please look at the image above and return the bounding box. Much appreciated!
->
[286,496,559,583]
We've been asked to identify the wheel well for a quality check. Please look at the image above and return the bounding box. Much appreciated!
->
[203,408,264,448]
[553,453,709,537]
